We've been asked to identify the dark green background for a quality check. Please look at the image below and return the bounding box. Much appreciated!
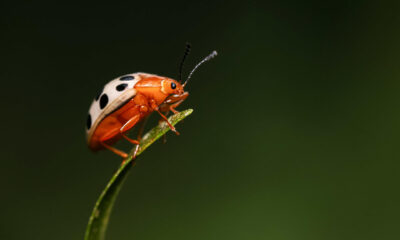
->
[1,1,400,239]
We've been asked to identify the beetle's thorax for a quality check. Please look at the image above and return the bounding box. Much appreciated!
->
[134,76,170,105]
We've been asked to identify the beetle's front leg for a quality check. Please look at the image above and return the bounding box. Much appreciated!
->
[157,109,180,135]
[149,99,179,135]
[168,101,184,114]
[159,92,189,114]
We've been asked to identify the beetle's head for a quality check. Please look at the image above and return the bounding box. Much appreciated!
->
[159,79,188,112]
[161,78,185,96]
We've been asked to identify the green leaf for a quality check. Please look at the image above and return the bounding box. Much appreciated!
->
[84,109,194,240]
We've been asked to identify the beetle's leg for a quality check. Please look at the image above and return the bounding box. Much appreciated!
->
[120,113,150,160]
[159,92,189,113]
[169,106,179,114]
[160,96,187,142]
[100,142,128,159]
[120,115,140,145]
[156,109,180,135]
[99,130,129,159]
[127,118,149,160]
[148,98,179,135]
[169,93,189,114]
[161,98,186,138]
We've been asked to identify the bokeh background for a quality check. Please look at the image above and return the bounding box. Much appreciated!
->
[1,1,400,239]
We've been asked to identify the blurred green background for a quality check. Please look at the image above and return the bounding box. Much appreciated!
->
[1,1,400,239]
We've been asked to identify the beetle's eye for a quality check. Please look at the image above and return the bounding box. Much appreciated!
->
[171,82,176,89]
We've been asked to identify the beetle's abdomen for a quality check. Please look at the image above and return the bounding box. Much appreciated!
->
[86,73,141,142]
[88,95,152,151]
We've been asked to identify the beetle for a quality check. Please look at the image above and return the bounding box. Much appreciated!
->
[86,45,217,159]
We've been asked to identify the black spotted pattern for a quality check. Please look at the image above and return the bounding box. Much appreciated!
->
[87,114,92,129]
[99,94,109,109]
[116,83,128,91]
[120,75,134,81]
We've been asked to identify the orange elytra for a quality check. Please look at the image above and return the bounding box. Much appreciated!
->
[85,44,217,159]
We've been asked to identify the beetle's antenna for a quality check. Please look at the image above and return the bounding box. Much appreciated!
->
[183,50,218,87]
[179,43,191,82]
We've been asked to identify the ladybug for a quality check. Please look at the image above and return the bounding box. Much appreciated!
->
[86,45,217,159]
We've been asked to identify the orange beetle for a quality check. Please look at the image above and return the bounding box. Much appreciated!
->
[86,46,217,159]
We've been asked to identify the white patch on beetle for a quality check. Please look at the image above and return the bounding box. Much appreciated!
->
[160,79,167,94]
[86,73,142,141]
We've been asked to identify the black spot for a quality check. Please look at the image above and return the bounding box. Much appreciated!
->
[120,75,134,81]
[99,94,109,109]
[171,82,176,89]
[86,114,92,129]
[116,83,128,91]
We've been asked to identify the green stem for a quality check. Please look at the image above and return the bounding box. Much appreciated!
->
[84,109,193,240]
